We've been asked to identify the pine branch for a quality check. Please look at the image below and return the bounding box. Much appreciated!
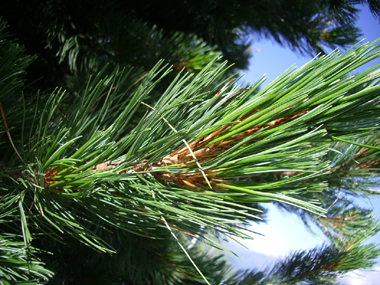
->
[2,16,380,282]
[0,234,53,283]
[5,39,380,249]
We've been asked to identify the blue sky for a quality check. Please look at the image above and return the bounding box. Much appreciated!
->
[240,5,380,88]
[225,4,380,284]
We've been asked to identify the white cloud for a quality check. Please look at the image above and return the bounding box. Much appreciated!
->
[235,204,328,257]
[225,203,380,281]
[339,267,380,285]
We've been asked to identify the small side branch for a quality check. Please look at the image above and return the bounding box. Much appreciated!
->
[0,102,25,163]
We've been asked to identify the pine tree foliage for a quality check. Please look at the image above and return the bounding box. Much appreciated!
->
[226,239,380,284]
[1,3,380,284]
[0,234,54,284]
[2,0,380,87]
[117,0,380,65]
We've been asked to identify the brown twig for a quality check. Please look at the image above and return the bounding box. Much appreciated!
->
[0,102,25,163]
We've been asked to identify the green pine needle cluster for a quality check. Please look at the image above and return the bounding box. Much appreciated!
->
[1,13,380,284]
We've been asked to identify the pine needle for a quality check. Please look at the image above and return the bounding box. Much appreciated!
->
[161,215,211,285]
[141,101,212,189]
